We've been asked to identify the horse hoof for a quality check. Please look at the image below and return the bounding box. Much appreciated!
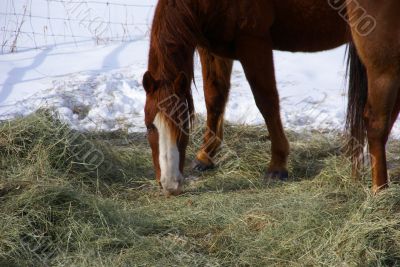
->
[264,170,289,182]
[192,159,215,172]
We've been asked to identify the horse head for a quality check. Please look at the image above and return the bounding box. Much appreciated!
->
[143,71,194,196]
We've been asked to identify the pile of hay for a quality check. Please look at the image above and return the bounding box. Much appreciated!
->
[0,111,400,266]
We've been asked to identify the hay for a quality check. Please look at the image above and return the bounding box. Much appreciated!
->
[0,111,400,266]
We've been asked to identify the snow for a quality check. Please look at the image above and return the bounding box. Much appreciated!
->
[1,0,399,137]
[0,40,150,131]
[0,41,349,133]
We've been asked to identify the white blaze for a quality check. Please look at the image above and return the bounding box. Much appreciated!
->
[153,113,183,193]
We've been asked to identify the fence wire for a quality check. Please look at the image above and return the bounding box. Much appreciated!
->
[0,0,155,54]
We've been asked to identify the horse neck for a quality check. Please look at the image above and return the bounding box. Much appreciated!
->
[148,0,200,81]
[148,42,195,82]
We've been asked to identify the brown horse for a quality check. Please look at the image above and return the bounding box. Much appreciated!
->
[346,0,400,193]
[142,0,391,196]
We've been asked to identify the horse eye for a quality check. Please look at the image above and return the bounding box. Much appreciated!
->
[147,124,156,133]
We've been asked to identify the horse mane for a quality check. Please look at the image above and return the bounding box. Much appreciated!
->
[148,0,206,136]
[149,0,206,81]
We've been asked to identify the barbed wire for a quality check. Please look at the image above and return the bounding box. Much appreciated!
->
[45,0,154,8]
[1,0,155,54]
[0,12,148,26]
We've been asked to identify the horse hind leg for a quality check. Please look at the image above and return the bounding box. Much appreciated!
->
[364,71,400,192]
[193,48,233,171]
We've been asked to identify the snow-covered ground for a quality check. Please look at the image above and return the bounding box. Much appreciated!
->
[0,39,349,132]
[1,1,399,136]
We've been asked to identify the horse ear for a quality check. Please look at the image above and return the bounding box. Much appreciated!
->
[173,72,189,95]
[143,71,157,94]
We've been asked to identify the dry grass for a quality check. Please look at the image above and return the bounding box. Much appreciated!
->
[0,111,400,266]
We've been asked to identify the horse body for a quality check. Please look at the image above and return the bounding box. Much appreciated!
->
[271,0,349,52]
[197,0,349,58]
[143,0,398,195]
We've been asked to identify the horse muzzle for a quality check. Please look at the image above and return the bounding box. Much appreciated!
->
[161,174,184,196]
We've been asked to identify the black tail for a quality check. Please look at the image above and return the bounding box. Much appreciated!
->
[345,42,368,175]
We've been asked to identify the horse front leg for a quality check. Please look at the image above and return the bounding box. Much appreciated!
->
[237,36,290,180]
[193,48,233,171]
